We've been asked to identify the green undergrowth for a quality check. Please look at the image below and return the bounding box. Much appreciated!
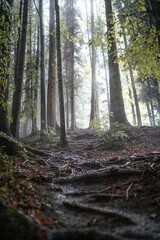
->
[40,127,57,142]
[90,120,138,149]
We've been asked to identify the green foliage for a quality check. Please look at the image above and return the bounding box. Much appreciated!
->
[40,127,56,141]
[90,120,137,149]
[0,1,12,108]
[89,119,102,132]
[100,122,131,149]
[0,149,12,173]
[114,0,160,80]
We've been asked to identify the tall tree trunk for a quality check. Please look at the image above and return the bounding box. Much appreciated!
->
[104,0,128,125]
[11,0,29,138]
[129,68,142,126]
[146,101,153,126]
[122,32,142,126]
[32,26,40,134]
[147,78,156,126]
[0,0,14,135]
[84,0,91,62]
[47,0,56,129]
[55,0,67,146]
[153,78,160,116]
[126,76,136,125]
[101,42,110,113]
[90,0,97,122]
[70,44,76,130]
[63,0,76,130]
[65,61,70,128]
[39,0,47,131]
[70,0,76,131]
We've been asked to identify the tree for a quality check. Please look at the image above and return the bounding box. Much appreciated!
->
[62,0,79,130]
[122,31,142,126]
[47,0,56,129]
[90,0,98,122]
[117,0,160,81]
[39,0,47,131]
[149,0,160,48]
[10,0,29,138]
[55,0,67,146]
[0,0,14,135]
[104,0,128,124]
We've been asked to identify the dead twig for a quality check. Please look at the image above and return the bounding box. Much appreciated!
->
[126,182,134,200]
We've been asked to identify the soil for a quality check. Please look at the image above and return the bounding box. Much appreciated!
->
[1,126,160,240]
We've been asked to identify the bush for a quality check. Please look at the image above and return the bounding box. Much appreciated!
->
[89,120,102,132]
[40,127,56,141]
[100,122,137,149]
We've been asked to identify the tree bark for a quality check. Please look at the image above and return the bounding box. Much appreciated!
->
[55,0,67,146]
[47,0,56,129]
[0,0,14,135]
[104,0,128,125]
[39,0,47,131]
[122,32,142,126]
[11,0,29,138]
[90,0,97,122]
[70,0,76,131]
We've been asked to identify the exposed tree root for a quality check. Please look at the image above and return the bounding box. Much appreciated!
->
[53,168,146,184]
[50,228,125,240]
[63,200,136,225]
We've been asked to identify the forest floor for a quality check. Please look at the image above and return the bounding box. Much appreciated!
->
[0,126,160,240]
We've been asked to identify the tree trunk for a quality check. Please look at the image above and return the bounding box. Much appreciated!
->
[104,0,128,125]
[47,0,56,129]
[146,101,153,126]
[122,32,142,126]
[126,76,136,125]
[90,0,97,122]
[32,26,40,134]
[0,0,14,135]
[153,78,160,116]
[65,61,70,128]
[101,44,110,113]
[11,0,29,138]
[129,68,142,126]
[55,0,67,146]
[70,0,76,131]
[147,78,156,126]
[39,0,47,131]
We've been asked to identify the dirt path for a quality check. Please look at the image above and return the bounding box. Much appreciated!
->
[1,127,160,239]
[33,127,160,240]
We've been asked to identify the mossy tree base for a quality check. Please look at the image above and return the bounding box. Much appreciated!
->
[0,132,25,156]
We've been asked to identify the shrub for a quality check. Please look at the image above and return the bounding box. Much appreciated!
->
[40,127,56,141]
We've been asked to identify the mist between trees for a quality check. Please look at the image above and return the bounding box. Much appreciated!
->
[0,0,160,143]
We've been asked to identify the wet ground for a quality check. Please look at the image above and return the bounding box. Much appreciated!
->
[31,127,160,240]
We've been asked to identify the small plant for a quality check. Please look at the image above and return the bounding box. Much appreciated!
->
[89,119,102,132]
[0,149,12,172]
[100,122,135,149]
[40,127,56,141]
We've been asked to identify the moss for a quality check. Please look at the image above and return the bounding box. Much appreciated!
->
[0,132,27,157]
[0,202,32,240]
